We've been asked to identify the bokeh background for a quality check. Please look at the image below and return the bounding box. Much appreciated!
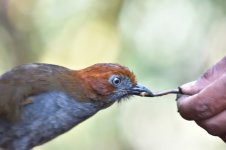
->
[0,0,225,149]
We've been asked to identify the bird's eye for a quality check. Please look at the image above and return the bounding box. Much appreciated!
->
[111,77,121,86]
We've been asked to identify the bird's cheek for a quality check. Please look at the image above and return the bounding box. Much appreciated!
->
[90,82,114,97]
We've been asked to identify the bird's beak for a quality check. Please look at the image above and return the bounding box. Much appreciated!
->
[130,84,154,97]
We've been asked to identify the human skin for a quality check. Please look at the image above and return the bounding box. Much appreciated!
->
[177,56,226,142]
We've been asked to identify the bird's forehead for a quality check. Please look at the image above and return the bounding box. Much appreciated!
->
[81,63,137,85]
[98,64,136,84]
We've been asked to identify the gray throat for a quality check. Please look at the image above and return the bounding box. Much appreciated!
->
[0,91,104,150]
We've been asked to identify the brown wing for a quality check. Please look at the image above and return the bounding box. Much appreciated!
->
[0,63,71,121]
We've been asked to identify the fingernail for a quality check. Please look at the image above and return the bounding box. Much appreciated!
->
[178,86,183,94]
[175,94,182,101]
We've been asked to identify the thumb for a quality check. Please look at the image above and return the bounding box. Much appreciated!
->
[180,80,210,95]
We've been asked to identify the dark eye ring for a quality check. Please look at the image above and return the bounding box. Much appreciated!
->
[111,77,121,86]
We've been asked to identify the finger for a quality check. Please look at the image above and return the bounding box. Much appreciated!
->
[180,56,226,95]
[196,56,226,87]
[196,110,226,136]
[180,81,205,95]
[201,56,226,82]
[177,73,226,120]
[176,95,189,112]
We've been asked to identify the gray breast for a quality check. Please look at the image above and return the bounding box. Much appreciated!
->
[0,91,100,150]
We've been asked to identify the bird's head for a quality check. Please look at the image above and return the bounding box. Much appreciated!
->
[75,63,153,104]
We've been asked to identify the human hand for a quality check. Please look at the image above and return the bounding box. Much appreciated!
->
[177,56,226,142]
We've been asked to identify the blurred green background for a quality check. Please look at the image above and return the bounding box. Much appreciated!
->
[0,0,225,149]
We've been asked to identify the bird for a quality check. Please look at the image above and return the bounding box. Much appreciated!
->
[0,63,153,150]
